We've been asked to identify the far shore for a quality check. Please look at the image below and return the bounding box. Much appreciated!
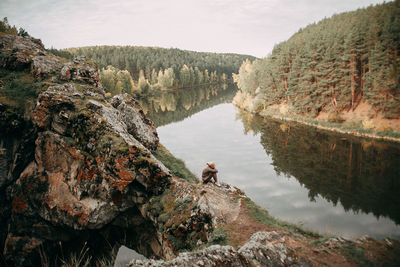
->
[234,104,400,144]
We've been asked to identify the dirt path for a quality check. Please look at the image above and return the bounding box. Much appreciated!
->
[225,198,273,248]
[223,198,385,266]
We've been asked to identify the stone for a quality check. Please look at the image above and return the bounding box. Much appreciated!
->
[31,55,63,79]
[128,232,312,267]
[111,94,159,151]
[60,56,105,94]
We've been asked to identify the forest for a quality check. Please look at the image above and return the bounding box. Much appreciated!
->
[62,46,255,94]
[233,1,400,120]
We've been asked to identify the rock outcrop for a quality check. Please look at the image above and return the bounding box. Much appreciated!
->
[128,231,311,267]
[0,34,174,266]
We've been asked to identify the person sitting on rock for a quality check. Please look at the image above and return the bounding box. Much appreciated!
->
[202,162,219,185]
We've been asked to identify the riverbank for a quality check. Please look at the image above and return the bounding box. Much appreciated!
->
[130,175,400,266]
[233,93,400,144]
[145,146,400,266]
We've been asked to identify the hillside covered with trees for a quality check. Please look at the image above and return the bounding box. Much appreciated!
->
[233,1,400,137]
[63,46,255,94]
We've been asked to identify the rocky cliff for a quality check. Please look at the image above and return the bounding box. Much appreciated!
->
[1,34,399,267]
[0,34,311,267]
[0,34,174,265]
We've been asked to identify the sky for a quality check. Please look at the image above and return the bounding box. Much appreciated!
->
[0,0,388,58]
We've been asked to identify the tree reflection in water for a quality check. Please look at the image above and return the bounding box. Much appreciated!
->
[137,83,236,127]
[236,110,400,225]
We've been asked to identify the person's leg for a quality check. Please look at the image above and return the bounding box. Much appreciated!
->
[211,173,218,183]
[202,174,213,184]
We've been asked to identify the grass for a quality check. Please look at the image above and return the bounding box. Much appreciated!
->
[39,242,116,267]
[153,143,199,183]
[0,68,46,115]
[340,244,373,267]
[209,227,228,246]
[244,198,319,238]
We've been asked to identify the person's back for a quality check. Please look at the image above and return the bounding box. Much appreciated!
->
[202,162,218,184]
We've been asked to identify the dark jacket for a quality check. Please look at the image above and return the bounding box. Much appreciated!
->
[202,166,218,179]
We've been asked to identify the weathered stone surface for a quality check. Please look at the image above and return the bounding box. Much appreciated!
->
[31,55,63,78]
[111,94,159,151]
[0,34,45,70]
[60,56,104,92]
[238,232,312,266]
[0,34,173,266]
[128,231,312,267]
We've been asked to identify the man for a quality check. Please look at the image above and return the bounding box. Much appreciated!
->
[202,162,218,184]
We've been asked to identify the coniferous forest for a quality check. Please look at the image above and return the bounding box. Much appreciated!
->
[62,46,255,94]
[234,1,400,121]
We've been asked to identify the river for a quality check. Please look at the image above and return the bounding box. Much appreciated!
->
[138,84,400,240]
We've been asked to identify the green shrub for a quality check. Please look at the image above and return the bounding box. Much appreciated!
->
[153,144,198,183]
[209,227,228,246]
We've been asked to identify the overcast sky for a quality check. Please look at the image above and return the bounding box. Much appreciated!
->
[0,0,388,58]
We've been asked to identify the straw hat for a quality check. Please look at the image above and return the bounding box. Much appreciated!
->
[206,162,215,168]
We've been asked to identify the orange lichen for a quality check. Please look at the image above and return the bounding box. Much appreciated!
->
[129,146,138,159]
[115,156,128,170]
[68,147,84,161]
[116,169,135,181]
[109,178,131,191]
[60,203,90,226]
[95,156,104,166]
[32,106,49,127]
[77,168,98,183]
[12,192,28,213]
[113,156,136,188]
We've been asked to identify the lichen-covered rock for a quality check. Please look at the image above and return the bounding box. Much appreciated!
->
[128,245,251,267]
[238,232,312,266]
[60,56,104,91]
[111,94,159,151]
[0,34,173,266]
[31,55,63,79]
[128,231,312,267]
[0,35,44,70]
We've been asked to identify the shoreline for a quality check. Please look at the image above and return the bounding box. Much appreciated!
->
[234,104,400,144]
[267,113,400,144]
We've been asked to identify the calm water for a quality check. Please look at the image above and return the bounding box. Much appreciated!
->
[139,84,400,240]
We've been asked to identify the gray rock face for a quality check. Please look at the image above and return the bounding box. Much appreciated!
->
[238,232,311,267]
[0,35,44,70]
[60,56,104,91]
[31,55,63,79]
[111,94,159,151]
[128,231,311,267]
[128,245,250,267]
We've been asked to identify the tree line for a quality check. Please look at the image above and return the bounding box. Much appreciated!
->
[234,1,400,119]
[0,17,29,37]
[63,45,255,94]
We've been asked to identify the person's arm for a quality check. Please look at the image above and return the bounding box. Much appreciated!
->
[209,167,218,173]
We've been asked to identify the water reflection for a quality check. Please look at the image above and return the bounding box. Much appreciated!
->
[151,86,400,239]
[137,83,237,127]
[237,110,400,225]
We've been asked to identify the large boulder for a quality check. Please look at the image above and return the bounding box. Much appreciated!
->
[0,34,172,266]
